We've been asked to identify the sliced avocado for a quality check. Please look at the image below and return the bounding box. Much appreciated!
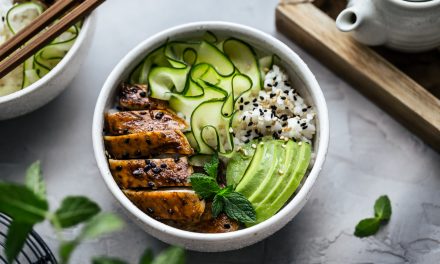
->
[254,142,311,223]
[248,140,294,205]
[235,141,279,198]
[225,142,257,187]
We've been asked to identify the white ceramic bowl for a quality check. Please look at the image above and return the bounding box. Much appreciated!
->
[0,13,96,120]
[93,21,329,252]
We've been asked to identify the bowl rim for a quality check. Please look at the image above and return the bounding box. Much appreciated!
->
[0,12,94,104]
[93,21,329,242]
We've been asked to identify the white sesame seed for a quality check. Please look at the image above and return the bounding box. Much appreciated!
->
[278,169,284,174]
[229,127,234,133]
[251,144,257,149]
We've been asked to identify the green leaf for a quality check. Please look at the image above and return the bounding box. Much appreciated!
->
[0,182,48,223]
[25,161,46,200]
[54,196,101,228]
[212,195,224,218]
[222,192,256,223]
[203,153,219,178]
[374,195,392,221]
[139,248,153,264]
[354,217,381,237]
[5,221,33,263]
[81,213,124,240]
[59,240,79,264]
[92,257,128,264]
[217,185,233,196]
[152,246,185,264]
[189,174,220,199]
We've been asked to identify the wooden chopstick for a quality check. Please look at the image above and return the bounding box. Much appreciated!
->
[0,0,105,79]
[0,0,79,61]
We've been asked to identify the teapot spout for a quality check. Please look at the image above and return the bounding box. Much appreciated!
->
[336,1,387,46]
[336,8,361,32]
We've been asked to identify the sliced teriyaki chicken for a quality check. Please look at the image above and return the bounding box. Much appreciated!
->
[124,189,205,221]
[118,83,168,110]
[108,157,192,189]
[105,110,187,135]
[164,204,239,233]
[104,130,194,159]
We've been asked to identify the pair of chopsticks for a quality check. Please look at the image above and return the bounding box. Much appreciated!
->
[0,0,105,79]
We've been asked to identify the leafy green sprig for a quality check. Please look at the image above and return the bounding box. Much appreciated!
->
[0,161,124,263]
[93,246,185,264]
[189,154,256,224]
[354,195,392,237]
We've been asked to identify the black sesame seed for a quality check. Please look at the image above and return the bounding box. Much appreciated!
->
[273,76,276,81]
[144,165,151,172]
[259,96,264,100]
[253,103,258,107]
[116,165,123,171]
[244,101,250,105]
[302,108,307,112]
[252,98,257,103]
[152,167,161,174]
[232,132,236,137]
[266,125,271,128]
[282,123,288,127]
[139,91,147,97]
[267,83,272,87]
[240,97,244,103]
[274,81,278,87]
[281,96,286,100]
[155,112,164,119]
[244,139,250,143]
[284,81,290,86]
[160,163,167,169]
[270,93,276,98]
[271,105,277,110]
[308,106,312,109]
[242,116,246,121]
[303,125,308,129]
[264,109,268,112]
[283,90,289,94]
[293,96,297,101]
[248,121,254,126]
[239,105,244,110]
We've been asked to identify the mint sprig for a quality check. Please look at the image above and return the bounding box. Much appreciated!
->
[354,195,392,237]
[189,155,256,224]
[0,161,124,263]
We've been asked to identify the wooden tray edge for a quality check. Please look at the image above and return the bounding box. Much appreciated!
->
[275,2,440,151]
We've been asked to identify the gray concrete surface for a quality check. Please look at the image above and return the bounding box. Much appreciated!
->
[1,0,439,263]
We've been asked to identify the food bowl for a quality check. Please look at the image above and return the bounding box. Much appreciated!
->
[0,13,96,120]
[93,21,329,252]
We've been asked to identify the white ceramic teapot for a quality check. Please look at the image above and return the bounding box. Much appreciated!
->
[336,0,440,52]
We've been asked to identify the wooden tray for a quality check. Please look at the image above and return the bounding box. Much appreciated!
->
[275,0,440,151]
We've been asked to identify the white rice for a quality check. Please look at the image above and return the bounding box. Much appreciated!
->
[232,65,316,146]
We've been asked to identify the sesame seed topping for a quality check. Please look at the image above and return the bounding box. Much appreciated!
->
[251,144,257,149]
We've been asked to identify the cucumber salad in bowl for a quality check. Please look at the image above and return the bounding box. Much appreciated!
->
[102,31,316,233]
[0,0,80,96]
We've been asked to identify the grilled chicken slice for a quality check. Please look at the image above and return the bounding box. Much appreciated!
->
[164,205,239,233]
[124,189,205,221]
[105,110,187,135]
[109,157,192,189]
[104,130,194,159]
[119,83,168,110]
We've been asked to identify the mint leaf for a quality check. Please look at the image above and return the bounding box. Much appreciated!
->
[92,257,128,264]
[152,246,185,264]
[203,153,219,178]
[354,217,380,237]
[217,185,233,196]
[59,240,78,264]
[374,195,391,221]
[139,248,153,264]
[212,195,224,218]
[189,174,220,199]
[54,196,101,228]
[0,182,48,223]
[5,221,33,262]
[81,213,124,240]
[25,161,46,200]
[222,192,256,223]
